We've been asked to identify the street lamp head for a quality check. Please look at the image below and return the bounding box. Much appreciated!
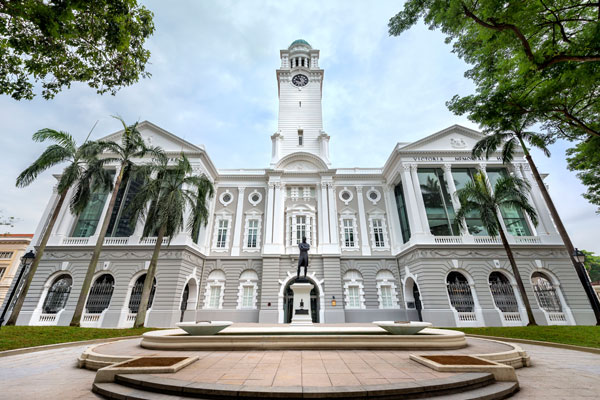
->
[573,248,586,264]
[21,250,35,265]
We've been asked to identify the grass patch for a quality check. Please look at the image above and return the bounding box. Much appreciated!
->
[454,326,600,349]
[0,326,157,352]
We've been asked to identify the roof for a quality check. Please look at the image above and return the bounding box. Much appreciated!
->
[289,39,311,48]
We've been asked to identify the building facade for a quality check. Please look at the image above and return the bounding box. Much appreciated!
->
[15,40,594,328]
[0,234,33,306]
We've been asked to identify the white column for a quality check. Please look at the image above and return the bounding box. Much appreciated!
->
[518,164,556,237]
[272,183,285,247]
[202,188,218,251]
[317,184,325,251]
[409,164,431,235]
[327,183,339,247]
[383,183,402,251]
[93,165,122,238]
[477,164,509,237]
[32,183,61,247]
[230,187,246,256]
[320,182,330,244]
[443,163,469,235]
[264,182,275,245]
[400,164,424,238]
[54,186,76,239]
[356,186,371,256]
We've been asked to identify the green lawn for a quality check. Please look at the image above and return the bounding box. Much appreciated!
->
[0,326,158,352]
[454,326,600,349]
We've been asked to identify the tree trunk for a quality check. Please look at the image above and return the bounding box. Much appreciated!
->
[524,153,600,324]
[70,166,126,326]
[496,216,537,326]
[134,224,166,328]
[6,190,68,325]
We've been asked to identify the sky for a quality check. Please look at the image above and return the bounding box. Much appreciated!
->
[0,0,599,253]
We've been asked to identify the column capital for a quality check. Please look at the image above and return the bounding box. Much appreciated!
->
[476,163,487,172]
[355,185,363,194]
[442,163,453,173]
[238,186,246,194]
[408,163,418,171]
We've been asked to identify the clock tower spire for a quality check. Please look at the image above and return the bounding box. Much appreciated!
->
[271,40,330,168]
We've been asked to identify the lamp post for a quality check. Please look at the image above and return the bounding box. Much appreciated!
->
[572,248,600,325]
[0,250,35,328]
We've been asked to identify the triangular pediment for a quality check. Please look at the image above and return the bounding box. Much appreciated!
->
[100,121,202,154]
[399,125,485,153]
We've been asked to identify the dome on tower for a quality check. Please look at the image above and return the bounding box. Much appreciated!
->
[289,39,311,49]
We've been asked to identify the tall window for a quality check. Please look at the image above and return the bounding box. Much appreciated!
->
[380,285,394,308]
[298,129,303,146]
[242,286,253,308]
[376,270,397,309]
[342,218,355,247]
[216,219,229,248]
[418,168,458,236]
[452,168,488,236]
[42,274,72,314]
[347,286,360,308]
[343,270,364,309]
[71,177,112,237]
[487,168,532,236]
[204,270,225,309]
[106,172,145,237]
[372,218,385,247]
[394,183,411,243]
[237,270,258,309]
[208,286,220,308]
[85,274,114,314]
[247,219,259,248]
[296,216,306,244]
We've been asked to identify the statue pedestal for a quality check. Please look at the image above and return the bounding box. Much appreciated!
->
[290,282,314,326]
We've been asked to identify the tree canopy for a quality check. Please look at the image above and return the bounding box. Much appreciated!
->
[583,250,600,282]
[0,0,154,100]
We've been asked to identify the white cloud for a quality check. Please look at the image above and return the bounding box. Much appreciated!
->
[1,0,598,253]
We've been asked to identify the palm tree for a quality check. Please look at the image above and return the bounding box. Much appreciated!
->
[128,154,214,328]
[473,121,600,324]
[455,173,538,326]
[7,128,111,325]
[70,117,165,326]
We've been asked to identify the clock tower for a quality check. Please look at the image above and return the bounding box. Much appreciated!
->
[271,40,330,167]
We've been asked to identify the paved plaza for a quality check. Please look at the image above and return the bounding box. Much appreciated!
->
[1,339,600,399]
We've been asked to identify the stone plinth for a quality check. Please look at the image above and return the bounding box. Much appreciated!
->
[290,282,314,325]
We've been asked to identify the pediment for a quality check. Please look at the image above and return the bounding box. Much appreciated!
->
[276,152,329,172]
[399,125,485,153]
[101,120,202,154]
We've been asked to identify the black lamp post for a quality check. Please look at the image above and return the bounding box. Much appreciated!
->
[0,250,36,328]
[572,247,600,325]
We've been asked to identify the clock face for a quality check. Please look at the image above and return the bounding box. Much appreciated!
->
[292,74,309,87]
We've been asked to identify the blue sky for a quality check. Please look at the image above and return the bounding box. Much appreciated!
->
[1,0,599,253]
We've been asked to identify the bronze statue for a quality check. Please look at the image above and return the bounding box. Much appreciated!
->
[297,236,310,278]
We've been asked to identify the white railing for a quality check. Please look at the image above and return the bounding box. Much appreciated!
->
[104,237,129,245]
[62,237,90,245]
[82,314,101,322]
[127,313,137,322]
[502,312,522,322]
[514,236,542,244]
[38,314,57,323]
[474,236,502,244]
[458,312,477,322]
[434,236,463,244]
[547,312,567,323]
[139,237,169,245]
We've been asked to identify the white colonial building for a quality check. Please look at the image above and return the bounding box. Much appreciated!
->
[12,40,595,328]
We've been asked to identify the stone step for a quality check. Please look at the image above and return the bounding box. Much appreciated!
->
[96,372,499,399]
[422,381,519,400]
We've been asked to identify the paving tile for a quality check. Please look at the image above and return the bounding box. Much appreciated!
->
[327,373,361,386]
[302,373,331,387]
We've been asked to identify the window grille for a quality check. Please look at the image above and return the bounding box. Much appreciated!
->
[128,275,156,313]
[247,219,259,248]
[532,277,562,312]
[343,218,355,247]
[446,278,474,312]
[0,251,14,259]
[372,219,385,247]
[489,273,519,313]
[216,219,229,248]
[85,274,114,314]
[298,130,303,146]
[0,267,5,279]
[42,275,72,314]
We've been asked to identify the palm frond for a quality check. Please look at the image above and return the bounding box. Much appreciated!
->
[523,132,551,157]
[472,132,507,160]
[16,145,73,188]
[501,137,517,164]
[32,128,76,151]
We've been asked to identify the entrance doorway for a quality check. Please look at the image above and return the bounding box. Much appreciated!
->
[283,277,319,323]
[413,284,423,321]
[180,283,189,322]
[405,277,423,322]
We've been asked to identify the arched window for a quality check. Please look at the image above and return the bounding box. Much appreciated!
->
[343,270,364,309]
[532,272,562,312]
[237,270,259,309]
[42,274,72,314]
[446,272,474,312]
[85,274,115,314]
[489,272,519,313]
[204,270,225,309]
[128,274,156,314]
[376,270,398,309]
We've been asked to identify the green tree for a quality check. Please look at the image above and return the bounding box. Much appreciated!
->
[0,0,154,100]
[70,117,164,327]
[456,172,538,326]
[582,250,600,282]
[128,154,213,328]
[389,0,600,139]
[566,135,600,212]
[8,128,112,325]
